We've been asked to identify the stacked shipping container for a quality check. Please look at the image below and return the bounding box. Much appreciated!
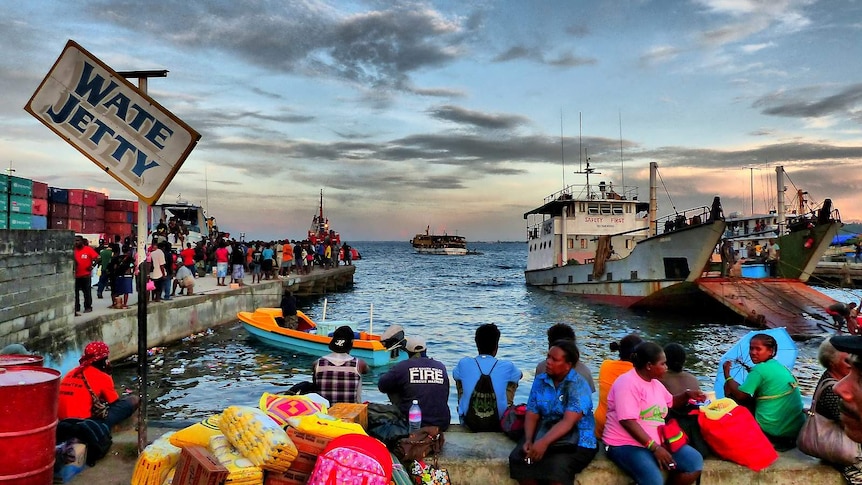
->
[5,175,137,242]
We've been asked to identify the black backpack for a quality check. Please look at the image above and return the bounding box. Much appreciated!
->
[464,359,500,432]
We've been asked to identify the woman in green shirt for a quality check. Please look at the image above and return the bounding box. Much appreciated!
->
[723,333,805,451]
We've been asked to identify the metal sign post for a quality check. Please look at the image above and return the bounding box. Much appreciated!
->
[26,41,200,453]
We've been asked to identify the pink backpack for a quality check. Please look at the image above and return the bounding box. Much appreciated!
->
[306,434,392,485]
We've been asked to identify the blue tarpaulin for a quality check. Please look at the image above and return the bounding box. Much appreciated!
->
[832,234,857,245]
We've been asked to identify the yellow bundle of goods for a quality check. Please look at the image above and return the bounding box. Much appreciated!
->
[286,412,367,439]
[132,432,182,485]
[169,414,223,448]
[219,405,298,472]
[161,467,174,485]
[700,397,739,420]
[208,434,264,485]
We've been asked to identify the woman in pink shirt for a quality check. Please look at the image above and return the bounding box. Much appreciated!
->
[602,342,706,485]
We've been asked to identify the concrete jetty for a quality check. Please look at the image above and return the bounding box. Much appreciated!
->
[30,263,355,362]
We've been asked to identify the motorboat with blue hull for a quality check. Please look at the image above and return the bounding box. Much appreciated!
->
[239,308,407,367]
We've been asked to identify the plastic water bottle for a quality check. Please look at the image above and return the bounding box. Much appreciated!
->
[408,399,422,434]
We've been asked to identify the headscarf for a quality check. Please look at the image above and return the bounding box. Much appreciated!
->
[79,341,110,368]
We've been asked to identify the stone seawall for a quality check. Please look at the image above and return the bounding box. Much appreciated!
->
[0,229,75,347]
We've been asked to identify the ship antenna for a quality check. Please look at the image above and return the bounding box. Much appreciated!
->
[578,112,583,173]
[619,110,625,193]
[560,109,565,190]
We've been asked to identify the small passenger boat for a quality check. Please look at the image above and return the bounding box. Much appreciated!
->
[238,308,407,367]
[411,226,468,255]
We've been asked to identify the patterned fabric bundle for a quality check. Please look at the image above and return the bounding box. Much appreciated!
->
[219,405,298,472]
[258,392,327,427]
[208,434,264,485]
[131,432,182,485]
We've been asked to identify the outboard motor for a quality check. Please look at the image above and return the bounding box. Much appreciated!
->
[380,325,406,350]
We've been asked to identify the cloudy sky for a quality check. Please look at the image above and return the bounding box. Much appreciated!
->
[2,0,862,241]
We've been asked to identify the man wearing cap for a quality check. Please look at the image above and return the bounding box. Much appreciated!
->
[378,336,451,430]
[58,341,140,425]
[831,335,862,443]
[313,326,369,405]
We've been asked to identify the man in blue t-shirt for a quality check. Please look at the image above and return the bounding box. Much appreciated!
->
[453,324,522,429]
[378,337,451,430]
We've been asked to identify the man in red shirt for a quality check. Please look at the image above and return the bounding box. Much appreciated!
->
[57,341,140,464]
[180,242,197,276]
[73,236,99,316]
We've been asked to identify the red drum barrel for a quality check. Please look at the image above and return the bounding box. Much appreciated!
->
[0,366,60,485]
[0,354,44,368]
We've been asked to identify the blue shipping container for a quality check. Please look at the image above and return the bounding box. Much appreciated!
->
[48,187,69,204]
[30,215,48,230]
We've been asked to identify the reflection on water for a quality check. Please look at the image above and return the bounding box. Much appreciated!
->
[110,241,862,423]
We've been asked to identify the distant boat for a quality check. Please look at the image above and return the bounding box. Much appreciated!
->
[411,226,468,255]
[717,166,841,282]
[524,161,726,307]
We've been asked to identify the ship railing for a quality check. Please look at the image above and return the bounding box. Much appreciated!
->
[655,205,715,235]
[543,183,640,205]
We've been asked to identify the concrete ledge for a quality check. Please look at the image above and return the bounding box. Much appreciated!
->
[77,424,845,485]
[438,427,845,485]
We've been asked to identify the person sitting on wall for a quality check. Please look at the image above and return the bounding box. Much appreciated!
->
[378,337,451,430]
[57,341,140,465]
[312,326,369,405]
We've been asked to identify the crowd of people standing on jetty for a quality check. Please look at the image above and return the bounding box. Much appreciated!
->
[72,228,356,311]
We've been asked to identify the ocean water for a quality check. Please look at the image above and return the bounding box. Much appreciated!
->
[112,241,861,423]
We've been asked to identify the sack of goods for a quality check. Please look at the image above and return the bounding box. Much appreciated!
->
[208,434,264,485]
[285,413,367,439]
[219,406,298,472]
[131,432,183,485]
[697,398,778,471]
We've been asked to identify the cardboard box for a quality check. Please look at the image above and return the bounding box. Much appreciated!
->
[265,469,311,485]
[327,403,368,430]
[286,427,330,455]
[173,445,229,485]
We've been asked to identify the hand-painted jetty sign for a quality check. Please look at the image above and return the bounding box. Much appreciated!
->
[25,40,200,205]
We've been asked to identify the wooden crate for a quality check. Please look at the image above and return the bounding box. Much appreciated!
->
[173,445,228,485]
[327,403,368,430]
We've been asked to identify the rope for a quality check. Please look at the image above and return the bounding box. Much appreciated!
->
[656,167,678,214]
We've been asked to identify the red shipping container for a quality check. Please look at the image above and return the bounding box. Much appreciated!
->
[82,220,104,233]
[173,446,228,485]
[82,190,98,207]
[82,206,99,219]
[105,199,138,212]
[105,210,128,223]
[32,181,48,199]
[49,218,69,229]
[31,198,48,216]
[67,189,85,205]
[93,191,106,206]
[49,202,69,218]
[105,222,133,239]
[68,219,83,232]
[68,204,83,220]
[95,206,105,219]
